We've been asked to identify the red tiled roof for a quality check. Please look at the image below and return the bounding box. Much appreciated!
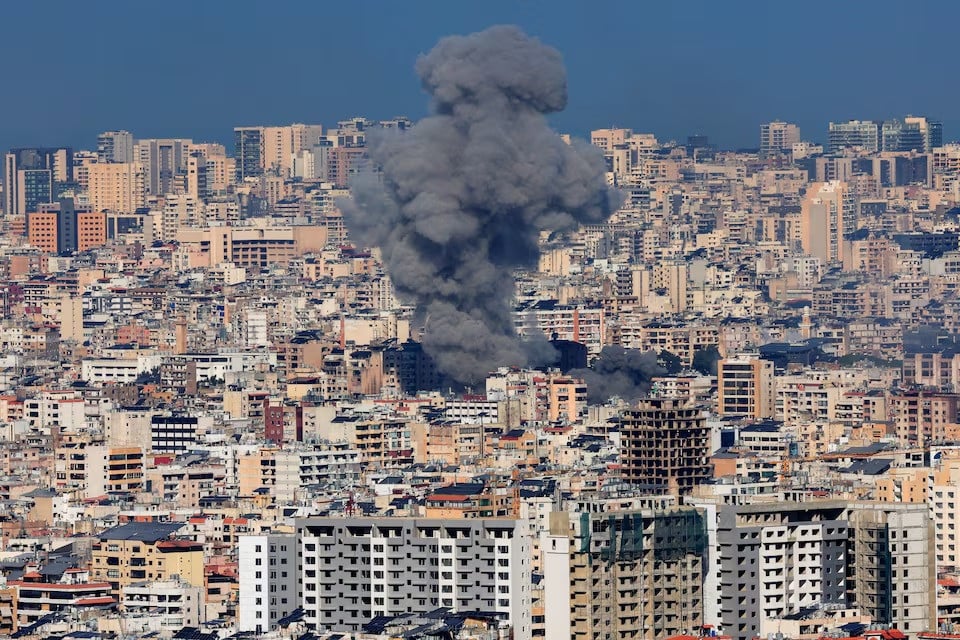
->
[156,540,203,551]
[426,494,472,503]
[74,596,116,606]
[8,581,112,590]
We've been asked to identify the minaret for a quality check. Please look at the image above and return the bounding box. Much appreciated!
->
[800,306,813,339]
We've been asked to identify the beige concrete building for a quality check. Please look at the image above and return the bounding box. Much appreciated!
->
[543,507,706,640]
[801,181,848,265]
[87,162,146,213]
[176,224,327,271]
[548,375,587,423]
[759,120,801,156]
[717,354,774,419]
[91,522,204,597]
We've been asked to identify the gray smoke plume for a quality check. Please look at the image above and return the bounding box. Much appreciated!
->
[343,25,621,384]
[570,346,665,404]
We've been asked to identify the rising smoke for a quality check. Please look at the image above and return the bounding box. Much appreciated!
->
[343,25,621,384]
[569,346,666,404]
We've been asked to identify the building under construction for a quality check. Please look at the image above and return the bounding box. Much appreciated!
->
[619,397,711,495]
[544,506,707,640]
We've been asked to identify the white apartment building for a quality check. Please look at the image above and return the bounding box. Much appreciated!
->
[238,533,298,633]
[122,577,205,633]
[81,355,162,384]
[297,518,532,640]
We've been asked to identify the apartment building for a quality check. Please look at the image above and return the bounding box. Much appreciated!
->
[238,533,298,633]
[90,522,204,597]
[53,443,144,497]
[717,354,775,419]
[413,421,482,465]
[619,397,711,495]
[9,569,113,625]
[902,351,960,391]
[775,373,848,424]
[626,322,721,367]
[22,390,85,432]
[846,503,934,635]
[543,507,706,640]
[86,161,146,213]
[237,445,362,502]
[801,181,850,265]
[142,463,226,508]
[930,453,960,573]
[888,390,960,445]
[760,121,801,157]
[314,414,414,466]
[97,130,134,162]
[151,414,203,453]
[514,301,606,355]
[121,577,205,633]
[296,517,532,639]
[714,501,850,640]
[547,375,588,422]
[176,224,327,271]
[27,199,107,254]
[710,500,932,640]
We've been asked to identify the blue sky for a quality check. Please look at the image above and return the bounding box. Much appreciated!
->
[0,0,953,152]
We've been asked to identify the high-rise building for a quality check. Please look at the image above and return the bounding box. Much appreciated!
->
[711,501,847,640]
[26,198,106,254]
[26,209,59,253]
[234,124,326,182]
[591,127,633,153]
[234,126,263,182]
[829,117,942,154]
[134,138,192,195]
[759,121,800,156]
[150,414,202,453]
[238,533,298,633]
[801,181,849,264]
[905,115,943,151]
[296,517,532,639]
[882,119,925,152]
[880,116,943,153]
[86,161,146,213]
[3,147,73,216]
[717,354,775,419]
[543,507,707,640]
[828,120,880,153]
[190,142,232,194]
[17,169,53,215]
[326,145,365,187]
[72,150,99,193]
[619,397,711,495]
[846,503,934,635]
[701,500,933,640]
[96,130,134,163]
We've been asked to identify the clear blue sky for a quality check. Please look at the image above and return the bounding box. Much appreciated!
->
[0,0,953,152]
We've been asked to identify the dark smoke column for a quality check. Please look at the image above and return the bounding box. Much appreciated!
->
[344,25,621,384]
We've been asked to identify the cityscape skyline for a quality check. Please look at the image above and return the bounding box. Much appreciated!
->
[1,0,953,153]
[5,8,960,640]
